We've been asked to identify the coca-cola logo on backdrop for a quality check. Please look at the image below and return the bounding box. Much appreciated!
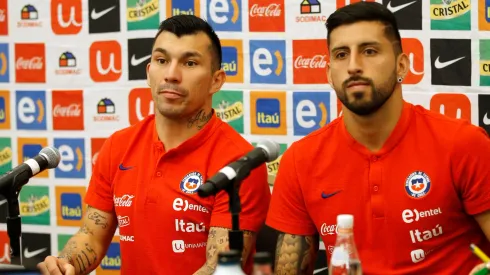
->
[15,43,46,83]
[51,90,84,130]
[248,0,285,32]
[249,3,282,17]
[292,39,329,84]
[53,104,82,117]
[294,55,327,69]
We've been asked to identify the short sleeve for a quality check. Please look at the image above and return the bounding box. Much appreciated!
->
[451,124,490,215]
[265,145,317,235]
[210,163,271,233]
[84,136,115,213]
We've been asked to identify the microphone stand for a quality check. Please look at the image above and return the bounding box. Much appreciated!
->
[225,160,251,255]
[5,172,30,266]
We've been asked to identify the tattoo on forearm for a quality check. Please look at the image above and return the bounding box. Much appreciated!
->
[58,240,77,266]
[87,212,108,229]
[73,243,98,275]
[78,223,94,235]
[187,109,213,130]
[275,233,319,275]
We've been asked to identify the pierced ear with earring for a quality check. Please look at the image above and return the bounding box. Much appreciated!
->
[397,76,404,83]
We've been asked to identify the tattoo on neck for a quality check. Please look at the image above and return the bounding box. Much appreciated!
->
[187,109,213,130]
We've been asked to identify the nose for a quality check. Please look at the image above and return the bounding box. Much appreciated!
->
[164,61,182,83]
[347,52,363,76]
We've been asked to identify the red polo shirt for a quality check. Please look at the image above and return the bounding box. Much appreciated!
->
[266,101,490,274]
[85,112,270,275]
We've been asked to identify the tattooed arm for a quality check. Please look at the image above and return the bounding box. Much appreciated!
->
[54,205,117,275]
[193,227,257,275]
[274,232,319,275]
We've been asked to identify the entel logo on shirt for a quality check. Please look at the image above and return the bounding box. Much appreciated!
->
[401,38,424,84]
[430,93,471,122]
[293,91,330,136]
[166,0,200,18]
[54,138,85,179]
[292,40,329,84]
[207,0,241,31]
[250,40,286,84]
[248,0,284,32]
[250,91,287,135]
[15,90,46,130]
[402,207,443,224]
[89,40,122,82]
[50,0,82,35]
[173,198,209,213]
[221,40,243,83]
[128,87,154,125]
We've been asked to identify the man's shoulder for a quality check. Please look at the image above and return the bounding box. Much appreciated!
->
[213,121,254,153]
[109,114,155,145]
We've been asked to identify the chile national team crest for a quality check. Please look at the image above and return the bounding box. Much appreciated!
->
[405,171,431,199]
[180,171,203,194]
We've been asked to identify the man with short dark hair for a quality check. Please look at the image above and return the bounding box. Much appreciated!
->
[37,15,270,275]
[266,2,490,274]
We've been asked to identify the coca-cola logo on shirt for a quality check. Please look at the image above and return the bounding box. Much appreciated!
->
[16,57,43,70]
[53,104,81,117]
[320,223,338,236]
[294,55,327,69]
[114,194,135,207]
[249,3,282,17]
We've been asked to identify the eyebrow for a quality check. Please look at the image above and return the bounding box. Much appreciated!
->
[331,41,382,53]
[152,47,203,59]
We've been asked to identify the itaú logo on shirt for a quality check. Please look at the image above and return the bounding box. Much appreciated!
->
[402,207,443,224]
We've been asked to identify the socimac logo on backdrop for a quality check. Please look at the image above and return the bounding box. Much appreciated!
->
[250,40,286,84]
[221,40,243,83]
[167,0,200,17]
[250,91,286,135]
[54,138,86,179]
[15,90,47,130]
[207,0,241,31]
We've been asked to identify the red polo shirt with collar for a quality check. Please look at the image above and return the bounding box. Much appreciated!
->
[85,112,271,275]
[266,101,490,274]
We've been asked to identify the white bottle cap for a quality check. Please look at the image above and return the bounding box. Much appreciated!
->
[337,214,353,228]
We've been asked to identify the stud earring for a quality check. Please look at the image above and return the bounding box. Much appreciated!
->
[397,77,403,83]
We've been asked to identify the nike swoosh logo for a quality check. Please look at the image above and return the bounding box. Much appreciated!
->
[119,163,134,170]
[434,56,465,69]
[321,190,341,199]
[131,54,151,67]
[91,6,116,20]
[483,112,490,125]
[24,247,47,258]
[314,267,328,274]
[386,0,417,13]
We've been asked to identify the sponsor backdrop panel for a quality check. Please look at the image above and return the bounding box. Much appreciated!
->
[0,0,488,273]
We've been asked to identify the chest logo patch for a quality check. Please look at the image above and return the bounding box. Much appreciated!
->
[405,171,431,199]
[180,171,204,194]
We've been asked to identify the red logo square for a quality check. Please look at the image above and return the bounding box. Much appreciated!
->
[52,90,84,130]
[293,39,329,84]
[15,43,45,83]
[249,0,284,32]
[91,137,107,166]
[0,0,8,35]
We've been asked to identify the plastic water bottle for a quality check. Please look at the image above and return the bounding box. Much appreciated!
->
[253,251,273,275]
[213,250,246,275]
[328,214,362,275]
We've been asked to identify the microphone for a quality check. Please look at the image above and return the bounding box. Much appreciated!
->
[198,139,280,198]
[0,146,61,196]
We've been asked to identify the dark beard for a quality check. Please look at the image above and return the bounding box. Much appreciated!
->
[337,73,397,116]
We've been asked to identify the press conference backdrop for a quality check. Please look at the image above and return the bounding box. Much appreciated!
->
[0,0,487,273]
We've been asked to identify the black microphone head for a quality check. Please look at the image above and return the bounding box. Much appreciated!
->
[40,147,61,169]
[256,139,281,162]
[197,182,217,198]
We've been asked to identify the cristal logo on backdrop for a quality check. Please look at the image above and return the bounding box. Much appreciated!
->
[51,0,82,35]
[52,90,84,130]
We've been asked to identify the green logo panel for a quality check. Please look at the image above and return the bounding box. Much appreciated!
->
[212,90,244,134]
[20,185,50,225]
[430,0,471,30]
[480,40,490,86]
[0,138,12,175]
[127,0,160,31]
[58,234,72,253]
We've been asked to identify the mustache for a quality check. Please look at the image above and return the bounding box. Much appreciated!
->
[342,76,373,89]
[157,84,189,95]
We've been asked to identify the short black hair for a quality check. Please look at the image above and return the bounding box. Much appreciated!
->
[325,2,402,55]
[153,15,222,72]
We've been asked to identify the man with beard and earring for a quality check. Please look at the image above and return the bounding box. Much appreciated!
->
[266,2,490,275]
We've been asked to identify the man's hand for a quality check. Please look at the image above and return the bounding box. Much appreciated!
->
[469,262,490,275]
[37,256,76,275]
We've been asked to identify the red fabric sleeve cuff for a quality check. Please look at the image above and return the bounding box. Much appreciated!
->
[210,214,265,233]
[84,191,114,213]
[265,216,317,236]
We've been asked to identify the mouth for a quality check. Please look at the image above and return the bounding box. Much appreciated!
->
[347,81,370,88]
[159,89,184,99]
